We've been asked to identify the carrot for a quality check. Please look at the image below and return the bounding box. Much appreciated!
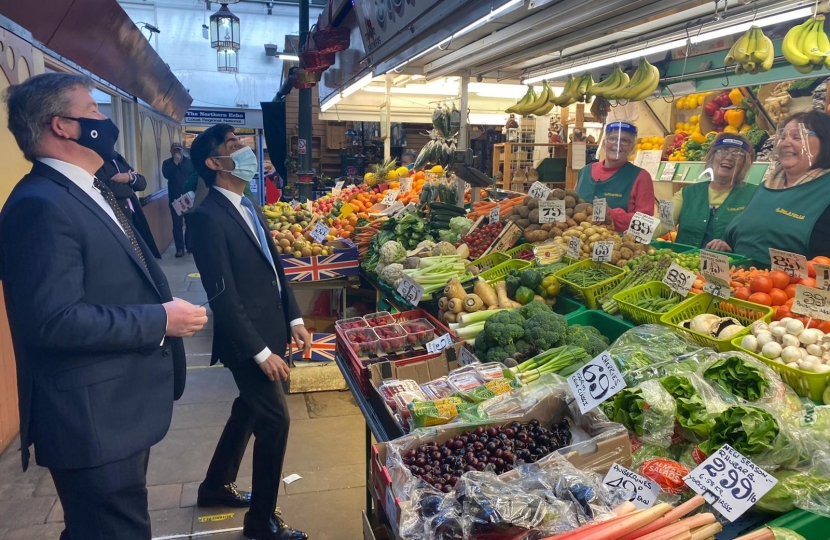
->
[634,515,714,540]
[616,496,705,540]
[689,523,722,540]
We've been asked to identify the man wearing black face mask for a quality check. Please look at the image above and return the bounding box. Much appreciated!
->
[0,73,208,540]
[162,142,195,257]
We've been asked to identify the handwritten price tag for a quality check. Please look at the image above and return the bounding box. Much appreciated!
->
[539,200,566,223]
[793,284,830,321]
[700,250,731,284]
[332,180,345,196]
[769,248,808,279]
[663,262,696,297]
[426,333,453,354]
[658,200,675,229]
[626,212,660,244]
[592,241,615,263]
[489,206,500,224]
[528,181,551,200]
[400,177,413,193]
[603,463,661,510]
[567,351,626,414]
[458,347,479,366]
[381,189,400,206]
[310,222,331,243]
[815,263,830,291]
[684,444,778,522]
[567,237,582,260]
[396,275,424,306]
[592,198,607,222]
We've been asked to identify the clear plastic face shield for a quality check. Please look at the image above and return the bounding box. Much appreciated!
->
[711,142,749,186]
[773,121,815,171]
[604,122,636,162]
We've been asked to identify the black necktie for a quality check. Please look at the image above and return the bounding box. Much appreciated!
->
[93,177,149,273]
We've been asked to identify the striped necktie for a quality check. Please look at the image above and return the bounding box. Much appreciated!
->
[93,177,148,273]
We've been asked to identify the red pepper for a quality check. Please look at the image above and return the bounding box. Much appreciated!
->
[704,100,720,116]
[712,109,726,126]
[715,92,732,107]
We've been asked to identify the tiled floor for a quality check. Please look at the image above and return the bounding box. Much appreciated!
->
[0,246,366,539]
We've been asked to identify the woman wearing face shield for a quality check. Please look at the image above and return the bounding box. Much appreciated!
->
[672,134,757,249]
[576,121,655,232]
[720,111,830,265]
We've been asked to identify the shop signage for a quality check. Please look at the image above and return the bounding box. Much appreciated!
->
[426,333,453,354]
[298,139,307,155]
[184,109,246,125]
[793,284,830,321]
[592,241,614,263]
[769,248,808,279]
[539,200,566,223]
[397,275,424,306]
[567,351,626,414]
[603,464,661,509]
[353,0,438,53]
[567,237,581,260]
[627,212,659,244]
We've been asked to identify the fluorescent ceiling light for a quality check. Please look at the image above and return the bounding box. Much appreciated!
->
[277,54,299,61]
[522,6,812,84]
[320,93,342,112]
[342,73,375,97]
[363,84,460,95]
[469,82,538,98]
[386,0,524,74]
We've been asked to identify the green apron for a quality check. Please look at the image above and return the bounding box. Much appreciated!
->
[676,182,757,248]
[576,162,640,210]
[724,174,830,265]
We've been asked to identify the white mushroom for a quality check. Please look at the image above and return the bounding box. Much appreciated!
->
[786,319,805,336]
[762,341,783,359]
[751,320,770,334]
[771,326,788,340]
[781,334,801,348]
[799,329,822,346]
[756,332,775,348]
[741,335,758,353]
[806,344,823,357]
[782,346,802,363]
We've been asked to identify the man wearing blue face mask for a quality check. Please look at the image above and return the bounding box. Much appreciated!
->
[188,124,310,540]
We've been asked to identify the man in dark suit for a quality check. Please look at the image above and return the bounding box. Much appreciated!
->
[0,73,208,539]
[188,124,310,540]
[162,142,195,257]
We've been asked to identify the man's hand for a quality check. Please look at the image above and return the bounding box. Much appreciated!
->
[163,298,208,337]
[259,353,290,381]
[173,153,183,165]
[111,172,132,183]
[291,325,312,358]
[705,239,732,252]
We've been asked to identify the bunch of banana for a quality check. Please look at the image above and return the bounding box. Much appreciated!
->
[509,81,556,116]
[587,66,631,98]
[782,15,830,74]
[724,26,775,75]
[505,86,537,114]
[550,73,594,106]
[603,59,660,101]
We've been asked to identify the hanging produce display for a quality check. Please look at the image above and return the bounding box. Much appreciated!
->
[413,102,457,170]
[725,25,776,74]
[783,14,830,73]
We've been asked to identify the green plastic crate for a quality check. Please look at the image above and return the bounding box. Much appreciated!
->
[505,243,535,261]
[480,259,533,284]
[612,281,684,326]
[552,295,586,318]
[565,309,635,344]
[765,509,830,539]
[650,240,697,253]
[553,259,628,310]
[467,252,510,273]
[660,292,773,351]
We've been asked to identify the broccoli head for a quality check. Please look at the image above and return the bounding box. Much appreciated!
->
[475,310,526,362]
[562,324,610,357]
[519,300,551,319]
[524,311,567,351]
[481,343,519,364]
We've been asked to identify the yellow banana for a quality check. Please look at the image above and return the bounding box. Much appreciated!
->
[628,64,660,101]
[794,63,815,74]
[506,87,534,113]
[550,75,577,106]
[818,17,830,68]
[760,34,775,71]
[589,67,625,97]
[733,28,752,64]
[606,69,630,99]
[783,18,813,67]
[750,27,769,63]
[724,37,741,66]
[514,84,549,115]
[616,60,650,99]
[805,17,825,65]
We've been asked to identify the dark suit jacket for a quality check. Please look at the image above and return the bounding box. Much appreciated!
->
[0,161,185,471]
[162,157,195,200]
[189,189,301,366]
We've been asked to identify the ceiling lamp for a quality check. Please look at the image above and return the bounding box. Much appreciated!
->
[217,48,239,73]
[210,3,240,72]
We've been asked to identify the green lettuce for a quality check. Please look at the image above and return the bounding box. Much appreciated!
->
[660,375,714,440]
[703,355,770,402]
[699,406,793,466]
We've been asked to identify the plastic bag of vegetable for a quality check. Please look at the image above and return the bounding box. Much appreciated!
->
[607,325,709,384]
[600,379,677,448]
[659,373,728,443]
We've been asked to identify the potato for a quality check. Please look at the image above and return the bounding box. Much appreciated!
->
[566,208,574,217]
[565,189,580,200]
[551,188,566,200]
[528,209,539,223]
[572,212,587,223]
[526,229,549,242]
[526,224,541,232]
[564,196,576,209]
[516,219,531,229]
[574,203,590,215]
[541,223,552,231]
[517,206,530,219]
[527,198,539,210]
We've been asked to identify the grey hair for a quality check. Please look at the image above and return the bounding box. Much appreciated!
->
[3,72,94,161]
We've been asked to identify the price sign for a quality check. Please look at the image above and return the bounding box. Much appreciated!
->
[815,263,830,291]
[769,248,808,279]
[539,200,566,223]
[592,241,615,263]
[528,181,551,200]
[400,177,413,193]
[489,206,500,224]
[458,348,480,366]
[684,444,778,522]
[658,200,675,229]
[334,180,345,190]
[699,250,731,284]
[793,284,830,321]
[426,333,453,354]
[702,278,731,300]
[567,237,582,260]
[663,262,696,297]
[310,222,331,243]
[626,212,660,244]
[381,189,400,206]
[396,275,424,306]
[592,198,607,222]
[567,351,626,414]
[603,463,661,510]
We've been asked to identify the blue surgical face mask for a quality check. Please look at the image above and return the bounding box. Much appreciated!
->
[218,146,258,182]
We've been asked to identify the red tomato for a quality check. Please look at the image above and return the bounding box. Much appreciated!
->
[790,273,801,284]
[768,270,791,290]
[748,292,772,306]
[800,277,817,288]
[807,261,817,278]
[784,284,798,299]
[818,321,830,333]
[750,276,774,293]
[769,288,788,306]
[812,256,830,265]
[734,287,752,301]
[773,306,792,321]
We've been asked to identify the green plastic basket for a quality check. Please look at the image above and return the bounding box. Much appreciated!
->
[732,335,830,402]
[505,243,535,261]
[650,240,697,253]
[565,309,635,343]
[553,259,628,310]
[766,509,830,539]
[552,295,586,317]
[480,259,533,284]
[612,281,684,326]
[659,293,773,351]
[467,252,510,273]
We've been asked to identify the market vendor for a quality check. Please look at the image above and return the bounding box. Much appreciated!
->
[672,134,757,249]
[719,111,830,263]
[576,121,655,232]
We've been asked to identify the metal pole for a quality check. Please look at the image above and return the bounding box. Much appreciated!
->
[384,74,392,161]
[297,0,313,201]
[458,71,469,151]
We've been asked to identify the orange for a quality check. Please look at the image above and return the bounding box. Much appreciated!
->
[790,273,801,284]
[768,270,791,290]
[807,261,817,278]
[800,277,817,288]
[748,292,772,306]
[749,276,773,294]
[812,256,830,264]
[769,288,788,306]
[734,287,751,301]
[784,284,798,299]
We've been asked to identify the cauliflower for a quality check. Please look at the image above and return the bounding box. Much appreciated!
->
[432,241,458,256]
[380,241,406,264]
[380,263,404,287]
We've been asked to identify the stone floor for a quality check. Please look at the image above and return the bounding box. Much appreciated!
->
[0,246,367,540]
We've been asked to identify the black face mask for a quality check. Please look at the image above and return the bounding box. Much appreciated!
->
[60,116,119,161]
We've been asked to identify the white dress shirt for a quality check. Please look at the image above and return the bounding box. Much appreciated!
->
[213,187,303,365]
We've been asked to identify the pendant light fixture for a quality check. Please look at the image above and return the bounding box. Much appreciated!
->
[210,3,241,73]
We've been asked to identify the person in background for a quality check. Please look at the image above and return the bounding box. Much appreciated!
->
[575,121,655,232]
[188,123,310,540]
[96,153,161,258]
[162,142,195,257]
[401,151,417,169]
[721,111,830,264]
[671,134,757,249]
[0,72,206,540]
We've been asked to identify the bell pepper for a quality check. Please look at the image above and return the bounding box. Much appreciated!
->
[723,125,739,134]
[729,88,743,107]
[715,91,732,107]
[521,269,542,290]
[704,100,720,116]
[505,271,522,297]
[690,132,707,144]
[686,140,703,151]
[725,109,745,129]
[712,109,726,126]
[514,286,535,305]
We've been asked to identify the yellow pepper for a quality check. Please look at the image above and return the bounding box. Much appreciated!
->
[724,109,745,129]
[729,88,743,107]
[690,132,707,144]
[723,125,739,134]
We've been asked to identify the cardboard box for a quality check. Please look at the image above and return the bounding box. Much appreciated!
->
[304,316,338,333]
[482,221,523,258]
[280,239,359,282]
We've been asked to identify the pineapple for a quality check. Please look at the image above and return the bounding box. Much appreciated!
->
[365,157,397,188]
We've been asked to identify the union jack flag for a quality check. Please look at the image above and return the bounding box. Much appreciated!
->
[280,252,359,282]
[285,333,336,362]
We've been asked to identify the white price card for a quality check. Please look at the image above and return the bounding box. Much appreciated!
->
[592,198,607,222]
[426,333,453,354]
[815,263,830,291]
[592,240,615,263]
[703,278,731,300]
[684,444,778,522]
[603,463,661,510]
[626,212,660,244]
[699,250,731,284]
[381,189,400,206]
[658,200,675,229]
[489,206,500,224]
[400,177,412,193]
[769,248,808,279]
[567,237,582,260]
[310,222,330,243]
[663,262,696,297]
[458,348,479,366]
[539,200,566,223]
[568,351,626,414]
[792,284,830,321]
[396,275,424,306]
[528,181,551,200]
[332,180,345,196]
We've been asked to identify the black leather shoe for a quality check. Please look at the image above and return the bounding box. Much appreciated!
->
[197,482,251,508]
[175,249,185,258]
[243,511,308,540]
